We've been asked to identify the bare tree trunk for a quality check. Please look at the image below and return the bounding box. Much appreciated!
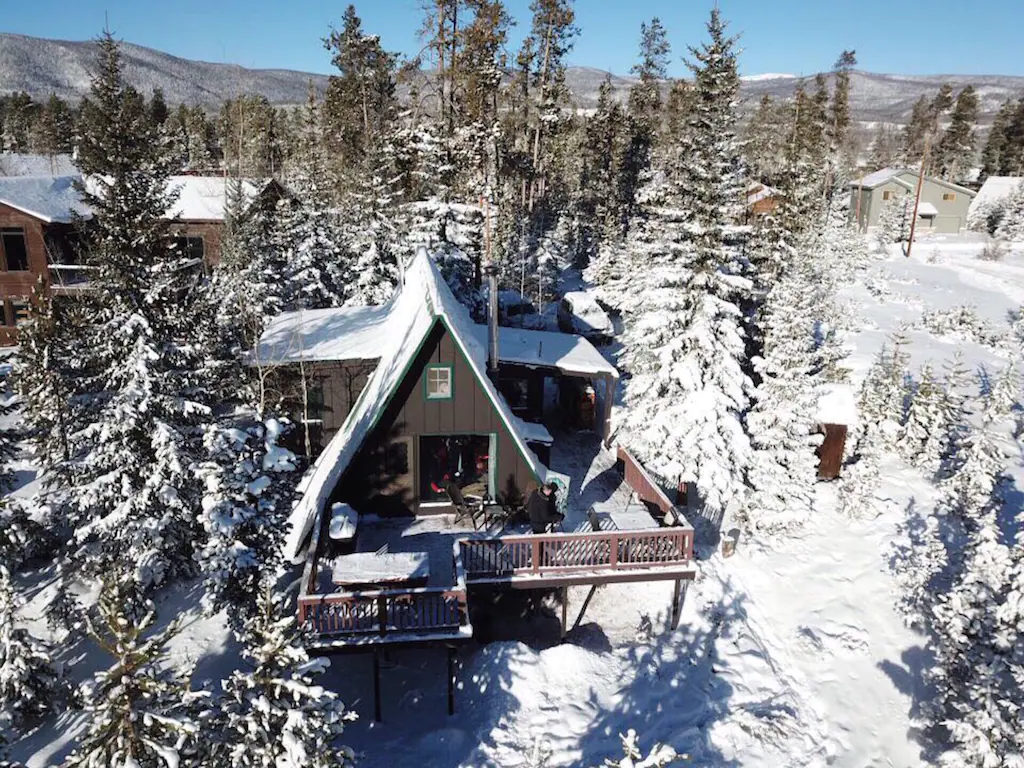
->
[528,19,555,215]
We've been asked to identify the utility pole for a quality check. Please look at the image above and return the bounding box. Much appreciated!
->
[854,170,865,232]
[905,132,931,259]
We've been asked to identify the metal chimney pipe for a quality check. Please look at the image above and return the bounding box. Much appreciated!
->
[485,263,499,378]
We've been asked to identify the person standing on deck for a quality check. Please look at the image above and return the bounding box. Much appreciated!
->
[527,483,563,533]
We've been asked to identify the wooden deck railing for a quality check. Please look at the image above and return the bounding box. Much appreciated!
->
[459,528,693,580]
[298,586,468,638]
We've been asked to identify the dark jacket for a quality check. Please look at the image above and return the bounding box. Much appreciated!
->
[527,488,561,533]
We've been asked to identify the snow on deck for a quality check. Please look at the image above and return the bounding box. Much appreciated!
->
[816,382,858,426]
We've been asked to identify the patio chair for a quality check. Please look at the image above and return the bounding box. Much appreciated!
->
[447,483,485,530]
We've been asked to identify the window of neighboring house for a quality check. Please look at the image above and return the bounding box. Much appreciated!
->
[425,365,454,400]
[302,382,325,424]
[1,228,29,271]
[10,298,30,326]
[172,236,205,263]
[882,191,893,201]
[942,193,956,201]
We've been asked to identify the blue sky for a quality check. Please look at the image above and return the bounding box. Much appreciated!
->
[3,0,1022,77]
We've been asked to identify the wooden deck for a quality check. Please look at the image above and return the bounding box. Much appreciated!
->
[460,528,694,587]
[299,525,695,646]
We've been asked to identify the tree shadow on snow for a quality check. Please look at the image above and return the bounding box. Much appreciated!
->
[575,591,748,767]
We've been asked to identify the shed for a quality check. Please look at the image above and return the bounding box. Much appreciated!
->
[814,383,857,480]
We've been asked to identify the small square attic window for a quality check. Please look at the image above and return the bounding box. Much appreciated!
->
[942,193,956,201]
[426,365,453,400]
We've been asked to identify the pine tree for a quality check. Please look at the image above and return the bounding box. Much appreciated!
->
[876,194,910,247]
[936,86,979,184]
[197,416,299,632]
[979,100,1014,180]
[602,729,677,768]
[211,583,356,768]
[898,362,947,471]
[838,424,888,519]
[743,262,821,533]
[63,578,203,768]
[66,32,212,589]
[0,566,60,733]
[926,475,1021,766]
[323,5,398,172]
[618,9,752,517]
[993,180,1024,242]
[902,96,932,164]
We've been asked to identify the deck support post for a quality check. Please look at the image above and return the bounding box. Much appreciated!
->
[560,586,569,640]
[447,644,457,716]
[602,375,615,448]
[572,584,599,631]
[670,579,684,630]
[373,649,382,723]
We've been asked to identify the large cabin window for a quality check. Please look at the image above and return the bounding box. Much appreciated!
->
[425,364,453,400]
[420,435,493,503]
[1,228,29,271]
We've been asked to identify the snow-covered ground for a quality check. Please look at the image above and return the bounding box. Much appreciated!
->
[7,233,1024,767]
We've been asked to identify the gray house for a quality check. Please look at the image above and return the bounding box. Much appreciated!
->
[848,168,976,234]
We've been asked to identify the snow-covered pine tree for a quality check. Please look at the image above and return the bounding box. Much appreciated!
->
[926,474,1021,766]
[67,32,213,589]
[601,729,677,768]
[279,84,350,311]
[898,362,947,471]
[993,180,1024,242]
[937,379,1010,534]
[743,263,822,534]
[63,577,203,768]
[0,384,16,495]
[197,416,299,632]
[0,566,60,733]
[876,195,910,249]
[617,9,752,517]
[854,332,910,451]
[838,423,889,519]
[936,350,972,478]
[211,582,356,768]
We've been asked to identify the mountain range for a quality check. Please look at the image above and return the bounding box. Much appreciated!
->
[2,32,1023,124]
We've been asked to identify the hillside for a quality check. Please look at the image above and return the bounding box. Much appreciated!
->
[1,31,1023,120]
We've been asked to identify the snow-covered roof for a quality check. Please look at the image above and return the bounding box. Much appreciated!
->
[561,290,614,337]
[255,303,618,380]
[512,415,554,445]
[916,202,939,217]
[815,383,857,426]
[283,248,552,563]
[745,181,780,205]
[255,305,391,365]
[969,176,1023,215]
[850,168,906,189]
[0,153,77,177]
[167,176,262,221]
[0,175,91,223]
[471,325,618,379]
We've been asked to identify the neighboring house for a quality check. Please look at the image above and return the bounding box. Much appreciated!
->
[0,175,90,344]
[746,180,781,217]
[0,152,78,177]
[968,176,1024,231]
[0,174,283,344]
[267,251,695,703]
[848,168,976,234]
